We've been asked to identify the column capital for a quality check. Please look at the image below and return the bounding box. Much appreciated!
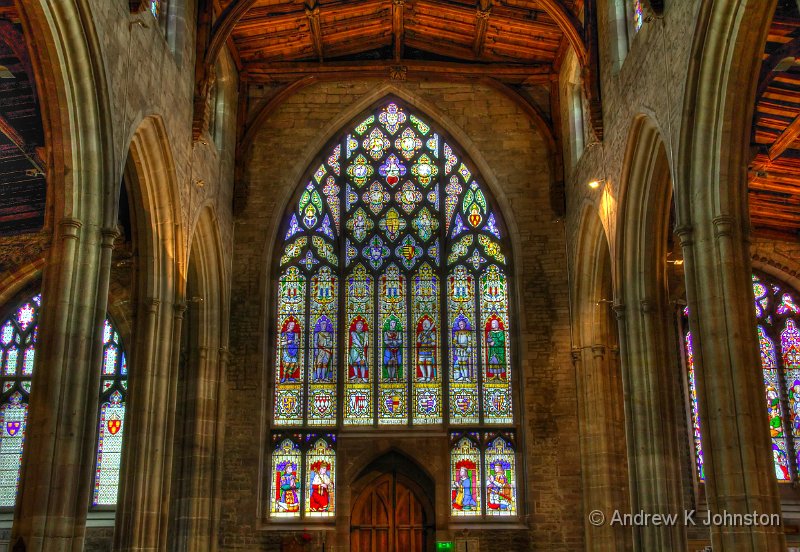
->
[101,227,120,249]
[674,224,693,247]
[571,348,582,363]
[146,299,161,313]
[712,215,736,239]
[59,217,82,240]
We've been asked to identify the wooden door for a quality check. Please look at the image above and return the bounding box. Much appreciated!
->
[351,473,428,552]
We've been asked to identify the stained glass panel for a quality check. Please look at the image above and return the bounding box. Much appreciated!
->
[0,394,26,507]
[93,391,125,506]
[270,438,302,517]
[632,0,643,32]
[782,319,800,467]
[275,267,306,425]
[481,265,512,424]
[449,265,478,424]
[450,436,481,516]
[305,437,336,517]
[378,265,407,424]
[485,436,516,516]
[684,330,704,481]
[308,267,337,426]
[413,264,441,424]
[344,265,373,424]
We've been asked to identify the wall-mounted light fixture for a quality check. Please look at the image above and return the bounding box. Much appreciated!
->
[588,178,606,190]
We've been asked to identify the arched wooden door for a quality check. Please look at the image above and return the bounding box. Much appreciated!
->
[351,473,430,552]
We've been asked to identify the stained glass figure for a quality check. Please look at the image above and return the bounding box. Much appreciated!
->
[451,436,481,516]
[413,264,442,424]
[782,319,800,466]
[305,437,336,517]
[449,266,478,424]
[484,437,516,515]
[344,265,373,424]
[308,267,337,426]
[93,317,128,506]
[379,265,407,424]
[481,266,512,423]
[274,268,306,425]
[270,438,302,517]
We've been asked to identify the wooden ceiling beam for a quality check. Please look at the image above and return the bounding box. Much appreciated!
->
[536,0,587,66]
[304,0,324,62]
[245,59,551,81]
[769,112,800,161]
[0,112,44,174]
[393,0,404,61]
[472,0,493,57]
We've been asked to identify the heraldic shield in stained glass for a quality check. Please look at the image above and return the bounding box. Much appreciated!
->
[684,273,800,483]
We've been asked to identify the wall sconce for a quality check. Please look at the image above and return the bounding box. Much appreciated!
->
[666,259,684,266]
[587,178,606,190]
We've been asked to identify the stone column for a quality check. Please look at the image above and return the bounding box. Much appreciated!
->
[678,218,784,551]
[614,299,686,551]
[11,221,116,552]
[115,300,184,551]
[575,343,631,552]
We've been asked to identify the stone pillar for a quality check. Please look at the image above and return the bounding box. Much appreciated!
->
[11,221,116,552]
[575,344,631,552]
[678,217,784,551]
[116,299,184,551]
[614,299,686,551]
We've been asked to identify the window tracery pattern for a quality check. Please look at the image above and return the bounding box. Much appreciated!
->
[684,273,800,482]
[0,294,39,507]
[270,101,518,519]
[93,317,128,506]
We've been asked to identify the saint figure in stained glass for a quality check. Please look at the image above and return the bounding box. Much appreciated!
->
[348,318,369,382]
[452,317,475,382]
[485,317,507,381]
[416,317,436,382]
[279,318,301,383]
[382,318,403,381]
[312,317,334,382]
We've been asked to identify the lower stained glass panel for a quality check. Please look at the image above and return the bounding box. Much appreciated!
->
[485,436,516,516]
[450,436,481,516]
[270,438,302,517]
[0,394,26,508]
[93,391,125,506]
[305,437,336,517]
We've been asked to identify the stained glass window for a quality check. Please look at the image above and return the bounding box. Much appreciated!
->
[269,432,336,519]
[683,273,800,482]
[0,294,39,507]
[271,100,518,520]
[93,317,128,506]
[272,101,514,428]
[149,0,160,18]
[632,0,644,33]
[449,431,516,517]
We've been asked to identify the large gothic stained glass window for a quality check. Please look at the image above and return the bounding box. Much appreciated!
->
[271,101,517,519]
[684,273,800,482]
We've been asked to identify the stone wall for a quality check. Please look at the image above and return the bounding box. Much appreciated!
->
[223,80,580,550]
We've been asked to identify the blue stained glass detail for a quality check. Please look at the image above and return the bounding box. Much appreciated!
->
[363,235,390,270]
[485,213,501,239]
[346,239,357,267]
[427,185,439,211]
[317,214,335,240]
[468,249,486,270]
[301,251,319,271]
[346,184,358,212]
[426,133,439,156]
[451,214,467,238]
[346,134,358,159]
[428,240,440,267]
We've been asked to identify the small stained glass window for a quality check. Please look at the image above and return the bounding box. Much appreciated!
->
[92,316,128,506]
[0,294,40,507]
[449,431,516,518]
[270,433,335,519]
[632,0,644,33]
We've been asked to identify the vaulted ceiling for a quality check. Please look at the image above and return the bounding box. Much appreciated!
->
[750,0,800,238]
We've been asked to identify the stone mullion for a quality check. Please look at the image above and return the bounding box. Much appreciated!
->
[12,219,112,552]
[678,217,784,551]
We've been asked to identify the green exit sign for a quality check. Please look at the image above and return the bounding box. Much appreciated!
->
[436,542,454,552]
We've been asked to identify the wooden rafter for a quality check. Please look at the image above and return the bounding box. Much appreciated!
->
[472,0,493,57]
[245,59,551,82]
[537,0,587,66]
[756,35,800,100]
[304,0,324,62]
[393,0,404,61]
[769,112,800,161]
[205,0,258,67]
[0,112,45,174]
